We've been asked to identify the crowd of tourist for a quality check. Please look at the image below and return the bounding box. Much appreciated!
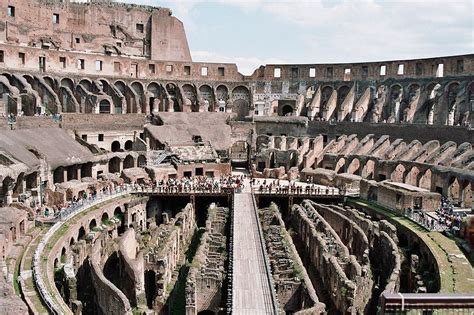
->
[250,178,340,195]
[153,175,246,193]
[403,196,466,232]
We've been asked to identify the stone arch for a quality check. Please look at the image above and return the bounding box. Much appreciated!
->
[60,246,67,263]
[418,169,432,190]
[89,218,97,231]
[443,82,460,125]
[321,85,334,107]
[335,157,346,173]
[138,155,147,167]
[60,78,75,90]
[124,140,133,151]
[347,158,361,175]
[53,166,65,184]
[391,164,406,183]
[78,226,86,240]
[99,99,111,114]
[182,84,198,111]
[216,85,228,101]
[109,157,121,173]
[362,159,376,179]
[460,180,472,208]
[131,81,145,113]
[111,141,121,152]
[44,76,57,90]
[101,212,109,224]
[337,85,350,105]
[448,177,461,202]
[114,80,127,94]
[405,166,420,186]
[199,84,214,112]
[79,79,93,92]
[232,85,250,119]
[386,84,403,122]
[123,155,135,169]
[147,82,163,113]
[166,83,180,112]
[281,104,293,116]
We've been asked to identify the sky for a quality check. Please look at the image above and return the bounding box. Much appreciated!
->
[115,0,474,75]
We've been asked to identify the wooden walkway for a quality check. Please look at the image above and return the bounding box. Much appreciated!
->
[231,191,277,315]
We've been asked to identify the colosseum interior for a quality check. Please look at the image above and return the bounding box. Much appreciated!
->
[0,0,473,314]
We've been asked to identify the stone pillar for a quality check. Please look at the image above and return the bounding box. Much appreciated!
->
[64,169,68,183]
[77,167,81,181]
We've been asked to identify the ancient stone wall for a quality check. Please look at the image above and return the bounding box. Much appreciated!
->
[259,204,325,314]
[186,204,228,314]
[143,202,195,312]
[90,234,133,315]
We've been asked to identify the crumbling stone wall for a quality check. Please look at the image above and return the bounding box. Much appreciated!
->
[186,204,229,315]
[143,202,195,313]
[259,204,326,314]
[90,233,133,315]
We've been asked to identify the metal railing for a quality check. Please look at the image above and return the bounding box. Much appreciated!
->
[380,293,474,314]
[250,192,280,314]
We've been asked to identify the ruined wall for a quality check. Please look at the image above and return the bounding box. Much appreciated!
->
[91,234,133,315]
[143,202,195,312]
[289,202,359,313]
[259,204,325,314]
[186,204,228,314]
[0,0,191,60]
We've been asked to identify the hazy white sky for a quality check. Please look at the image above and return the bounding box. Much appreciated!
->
[116,0,474,75]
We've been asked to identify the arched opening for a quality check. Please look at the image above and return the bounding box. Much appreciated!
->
[335,158,346,173]
[166,83,180,112]
[182,84,198,111]
[99,100,111,114]
[144,270,157,309]
[60,78,75,90]
[53,167,65,184]
[147,82,162,113]
[114,207,125,235]
[109,157,121,173]
[449,177,461,204]
[61,246,67,263]
[131,81,145,113]
[89,219,97,231]
[391,164,406,183]
[123,155,135,169]
[362,160,376,179]
[137,155,147,167]
[232,86,250,120]
[347,158,361,175]
[419,169,432,190]
[405,166,420,186]
[124,140,133,151]
[69,237,75,247]
[282,105,293,116]
[459,180,472,208]
[111,141,121,152]
[101,212,109,224]
[81,162,93,178]
[79,79,92,92]
[199,84,214,111]
[78,226,86,240]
